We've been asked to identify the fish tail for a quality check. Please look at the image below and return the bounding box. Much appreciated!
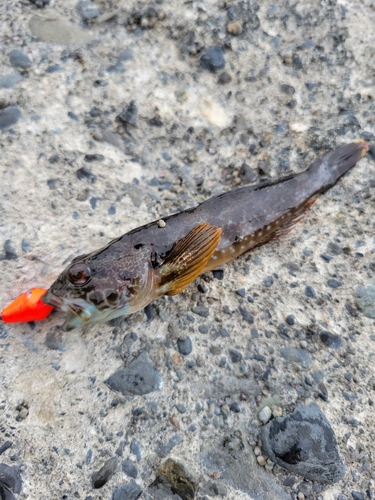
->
[307,140,368,191]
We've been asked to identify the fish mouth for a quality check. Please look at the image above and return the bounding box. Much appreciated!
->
[43,290,94,331]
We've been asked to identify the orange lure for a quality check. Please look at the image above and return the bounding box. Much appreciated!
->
[0,288,54,323]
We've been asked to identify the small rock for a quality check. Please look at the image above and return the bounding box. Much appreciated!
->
[327,279,342,289]
[258,406,272,424]
[353,282,375,318]
[92,457,117,489]
[261,402,345,483]
[0,73,22,89]
[191,305,209,318]
[304,286,316,298]
[118,48,134,61]
[263,277,274,287]
[9,49,30,69]
[280,348,312,367]
[229,348,242,363]
[2,240,18,260]
[84,154,104,162]
[0,107,21,130]
[0,463,22,494]
[285,314,295,326]
[155,433,182,458]
[105,352,162,396]
[239,163,257,183]
[319,331,343,350]
[279,84,295,95]
[117,100,138,127]
[257,455,266,466]
[158,458,197,500]
[177,336,192,355]
[76,166,97,183]
[112,480,142,500]
[29,12,92,44]
[28,0,50,6]
[238,306,254,324]
[227,21,242,36]
[122,459,138,479]
[200,46,225,72]
[77,0,100,21]
[130,438,141,462]
[218,71,232,84]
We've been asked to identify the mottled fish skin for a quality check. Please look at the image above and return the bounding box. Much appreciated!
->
[43,141,368,331]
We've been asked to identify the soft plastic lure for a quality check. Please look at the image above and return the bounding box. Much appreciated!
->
[0,288,54,323]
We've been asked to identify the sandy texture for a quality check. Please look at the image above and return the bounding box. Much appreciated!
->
[0,0,375,499]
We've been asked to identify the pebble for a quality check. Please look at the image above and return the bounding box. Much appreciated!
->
[0,463,22,496]
[112,480,142,500]
[105,352,162,396]
[261,402,345,483]
[191,306,209,318]
[218,71,232,84]
[256,455,266,466]
[0,73,22,89]
[177,336,192,355]
[319,331,343,349]
[227,21,242,36]
[263,277,274,287]
[351,492,365,500]
[0,441,12,456]
[285,314,295,325]
[304,286,316,298]
[157,458,197,500]
[200,46,225,72]
[155,433,182,458]
[130,438,141,462]
[29,13,92,44]
[228,348,242,363]
[280,347,312,367]
[0,107,21,130]
[92,457,117,489]
[353,282,375,318]
[239,163,257,183]
[258,406,272,424]
[175,403,187,413]
[117,100,138,127]
[9,49,30,69]
[77,0,100,21]
[238,306,254,324]
[2,240,18,260]
[118,48,134,61]
[327,278,342,289]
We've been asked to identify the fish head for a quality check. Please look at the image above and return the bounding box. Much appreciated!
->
[43,246,155,331]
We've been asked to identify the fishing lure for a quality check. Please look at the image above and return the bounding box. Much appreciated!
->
[0,141,369,329]
[1,288,53,323]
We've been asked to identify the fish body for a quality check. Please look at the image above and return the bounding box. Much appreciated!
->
[43,141,368,331]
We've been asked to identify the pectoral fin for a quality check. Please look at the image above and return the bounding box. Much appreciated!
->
[158,222,222,296]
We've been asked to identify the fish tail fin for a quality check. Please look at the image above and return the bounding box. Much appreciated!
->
[307,140,368,190]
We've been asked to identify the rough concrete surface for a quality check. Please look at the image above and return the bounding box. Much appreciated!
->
[0,0,375,499]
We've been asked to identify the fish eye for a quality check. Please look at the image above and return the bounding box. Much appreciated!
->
[68,263,91,285]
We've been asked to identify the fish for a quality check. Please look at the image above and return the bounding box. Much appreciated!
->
[42,140,369,331]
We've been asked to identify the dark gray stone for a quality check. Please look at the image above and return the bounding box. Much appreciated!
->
[280,348,312,367]
[3,240,18,260]
[228,348,242,363]
[261,402,345,483]
[200,46,225,72]
[0,464,22,494]
[200,432,289,500]
[105,352,162,396]
[112,480,142,500]
[155,433,182,458]
[191,305,209,317]
[327,278,342,289]
[117,100,138,127]
[177,336,192,355]
[238,306,254,324]
[92,457,117,488]
[0,107,21,130]
[319,331,343,350]
[305,286,316,298]
[9,49,30,69]
[130,438,141,462]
